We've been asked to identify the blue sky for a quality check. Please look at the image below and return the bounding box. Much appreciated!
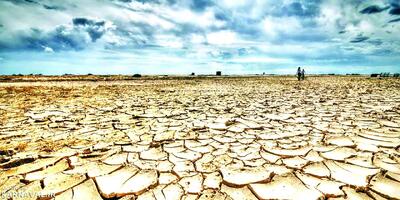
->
[0,0,399,75]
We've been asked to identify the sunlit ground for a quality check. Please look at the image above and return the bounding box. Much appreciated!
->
[1,75,400,199]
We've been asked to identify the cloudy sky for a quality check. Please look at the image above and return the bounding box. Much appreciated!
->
[0,0,399,75]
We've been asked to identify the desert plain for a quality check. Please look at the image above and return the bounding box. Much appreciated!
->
[0,75,400,200]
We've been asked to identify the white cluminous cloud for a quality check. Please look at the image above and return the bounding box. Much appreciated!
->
[0,0,399,75]
[206,30,237,45]
[42,46,54,53]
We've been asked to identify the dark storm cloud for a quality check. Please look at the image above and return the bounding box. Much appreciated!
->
[73,18,105,27]
[389,7,400,15]
[388,0,400,8]
[42,4,65,11]
[359,5,389,14]
[4,0,65,10]
[0,18,110,51]
[17,27,89,51]
[350,35,369,43]
[190,0,213,11]
[71,18,107,42]
[3,0,39,5]
[388,17,400,23]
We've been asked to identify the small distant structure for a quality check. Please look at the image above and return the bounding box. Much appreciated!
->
[132,74,142,78]
[216,71,222,76]
[370,73,380,77]
[191,72,195,76]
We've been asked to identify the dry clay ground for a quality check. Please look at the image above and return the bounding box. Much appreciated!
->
[0,76,400,200]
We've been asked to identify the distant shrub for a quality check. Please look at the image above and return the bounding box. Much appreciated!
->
[381,72,390,77]
[132,74,142,78]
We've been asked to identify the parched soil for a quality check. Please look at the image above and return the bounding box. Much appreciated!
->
[1,76,400,199]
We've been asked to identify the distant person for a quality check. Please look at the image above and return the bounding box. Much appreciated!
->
[301,69,305,80]
[297,67,301,81]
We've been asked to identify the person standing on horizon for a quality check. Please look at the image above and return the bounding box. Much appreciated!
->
[301,68,305,80]
[297,67,301,81]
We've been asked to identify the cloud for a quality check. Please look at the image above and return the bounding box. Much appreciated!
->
[0,17,114,51]
[72,17,109,42]
[4,0,65,10]
[190,0,214,11]
[206,30,237,45]
[42,46,54,53]
[279,2,320,17]
[261,16,303,41]
[359,5,389,14]
[389,7,400,15]
[350,35,369,43]
[0,0,399,74]
[42,4,65,10]
[388,0,400,8]
[388,17,400,23]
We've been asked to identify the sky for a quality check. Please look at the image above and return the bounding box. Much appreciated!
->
[0,0,399,75]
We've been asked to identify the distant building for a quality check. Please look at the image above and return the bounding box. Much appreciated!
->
[216,71,222,76]
[370,74,380,77]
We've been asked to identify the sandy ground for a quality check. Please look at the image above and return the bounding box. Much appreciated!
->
[1,76,400,199]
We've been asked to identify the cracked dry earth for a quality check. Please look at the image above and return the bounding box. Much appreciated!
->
[1,76,400,200]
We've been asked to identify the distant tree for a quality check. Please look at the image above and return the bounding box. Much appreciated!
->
[132,74,142,78]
